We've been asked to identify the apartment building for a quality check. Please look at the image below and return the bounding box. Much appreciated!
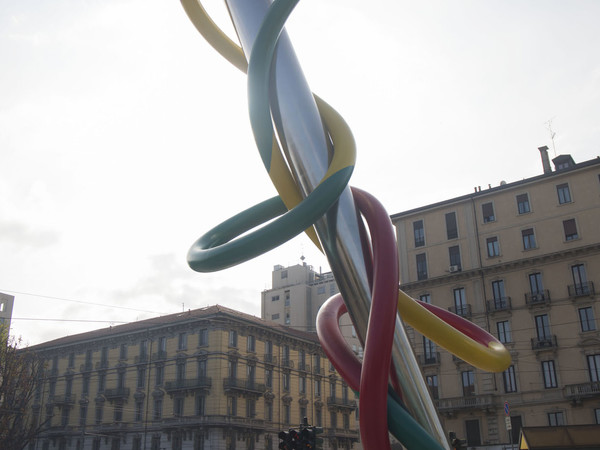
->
[261,261,362,357]
[29,305,359,450]
[391,148,600,447]
[1,291,15,331]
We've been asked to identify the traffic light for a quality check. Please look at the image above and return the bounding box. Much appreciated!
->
[299,426,312,448]
[278,430,293,450]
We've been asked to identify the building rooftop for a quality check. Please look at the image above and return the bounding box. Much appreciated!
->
[29,304,320,351]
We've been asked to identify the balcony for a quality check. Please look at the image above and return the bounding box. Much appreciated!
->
[417,352,441,366]
[449,304,472,319]
[568,282,595,299]
[298,362,311,372]
[80,362,94,372]
[49,393,76,405]
[263,354,277,365]
[281,358,294,369]
[103,387,130,400]
[96,360,109,370]
[525,290,551,307]
[326,396,357,410]
[223,378,266,395]
[531,335,557,351]
[435,394,495,413]
[564,382,600,402]
[487,297,512,313]
[164,377,212,393]
[162,414,266,430]
[313,366,325,376]
[152,350,167,361]
[134,354,149,364]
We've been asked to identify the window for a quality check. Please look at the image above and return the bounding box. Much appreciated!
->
[413,220,425,247]
[423,336,436,363]
[461,371,475,396]
[265,401,273,422]
[265,368,272,388]
[497,321,512,344]
[330,380,336,399]
[556,183,572,204]
[283,372,290,391]
[596,408,600,425]
[426,375,438,399]
[453,288,468,317]
[284,290,290,306]
[158,336,167,354]
[343,413,350,430]
[271,295,280,301]
[542,360,557,388]
[445,212,458,239]
[195,395,205,416]
[315,379,321,397]
[448,246,461,270]
[197,360,207,378]
[114,403,123,422]
[228,360,237,378]
[153,398,163,420]
[299,376,306,394]
[178,332,187,350]
[140,340,148,359]
[516,193,530,214]
[281,270,288,279]
[529,272,544,296]
[119,344,127,360]
[68,352,75,368]
[548,412,565,426]
[492,280,507,308]
[416,253,428,280]
[82,376,90,395]
[587,354,600,382]
[482,202,495,223]
[486,236,500,257]
[572,264,589,295]
[271,313,279,320]
[155,365,164,386]
[97,372,106,392]
[317,286,326,295]
[246,399,255,418]
[522,228,536,250]
[284,404,290,424]
[137,367,146,389]
[117,370,126,389]
[135,400,143,422]
[151,436,161,450]
[503,366,518,393]
[198,329,208,346]
[247,365,255,385]
[330,411,337,429]
[563,219,579,241]
[176,361,186,383]
[79,405,87,427]
[247,335,255,352]
[420,294,431,304]
[535,314,551,340]
[579,307,596,332]
[227,396,237,416]
[229,330,238,348]
[285,313,290,325]
[316,409,322,427]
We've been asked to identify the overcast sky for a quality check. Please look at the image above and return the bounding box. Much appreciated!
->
[2,0,599,345]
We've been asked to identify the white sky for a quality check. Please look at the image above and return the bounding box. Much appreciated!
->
[1,0,599,345]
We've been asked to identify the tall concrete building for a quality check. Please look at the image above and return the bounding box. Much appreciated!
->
[0,291,15,331]
[28,305,359,450]
[391,148,600,447]
[261,261,362,358]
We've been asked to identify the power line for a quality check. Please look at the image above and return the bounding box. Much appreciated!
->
[0,288,167,315]
[11,318,128,324]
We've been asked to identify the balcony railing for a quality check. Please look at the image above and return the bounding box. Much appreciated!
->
[435,394,495,412]
[264,353,277,364]
[223,378,266,395]
[313,367,325,376]
[298,362,311,372]
[564,382,600,401]
[103,388,130,399]
[487,297,512,313]
[152,350,167,361]
[525,290,551,306]
[417,353,441,366]
[164,377,212,392]
[449,304,472,319]
[49,393,76,405]
[134,354,149,364]
[326,396,357,409]
[568,282,595,298]
[531,335,557,351]
[281,358,294,369]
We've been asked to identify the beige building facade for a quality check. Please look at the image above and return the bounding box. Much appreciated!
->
[29,305,359,450]
[261,262,362,358]
[391,149,600,447]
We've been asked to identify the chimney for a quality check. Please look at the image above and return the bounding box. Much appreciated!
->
[538,146,552,174]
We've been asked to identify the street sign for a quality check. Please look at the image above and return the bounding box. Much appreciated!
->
[504,401,510,416]
[505,416,512,431]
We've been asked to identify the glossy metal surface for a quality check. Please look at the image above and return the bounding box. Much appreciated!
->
[223,0,447,446]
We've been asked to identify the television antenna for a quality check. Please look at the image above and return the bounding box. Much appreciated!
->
[544,118,557,157]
